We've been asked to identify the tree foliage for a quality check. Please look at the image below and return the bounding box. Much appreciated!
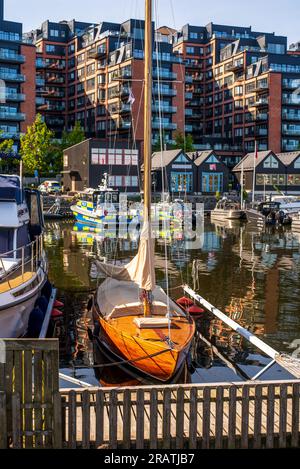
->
[172,131,195,153]
[61,121,85,149]
[0,133,18,172]
[20,114,54,174]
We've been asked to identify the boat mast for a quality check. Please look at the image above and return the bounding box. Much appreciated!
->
[143,0,153,317]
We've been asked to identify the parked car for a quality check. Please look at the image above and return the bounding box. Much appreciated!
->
[38,181,61,194]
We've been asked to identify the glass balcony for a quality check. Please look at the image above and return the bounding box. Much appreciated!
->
[0,32,21,42]
[153,70,177,80]
[255,113,268,121]
[5,93,25,102]
[36,59,46,68]
[282,128,300,136]
[185,75,193,83]
[0,51,25,63]
[36,78,45,86]
[0,71,25,82]
[282,97,300,105]
[0,111,25,121]
[153,104,177,113]
[282,144,300,151]
[0,131,21,139]
[153,87,176,97]
[185,125,193,132]
[282,112,300,121]
[152,121,177,130]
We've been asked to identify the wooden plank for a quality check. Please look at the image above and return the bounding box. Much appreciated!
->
[228,386,237,449]
[136,389,145,450]
[53,392,62,449]
[95,391,104,448]
[109,390,118,449]
[162,388,171,449]
[279,384,288,448]
[2,339,58,352]
[189,388,197,449]
[68,391,77,449]
[33,350,43,448]
[0,392,7,449]
[82,390,90,449]
[24,349,33,448]
[122,389,131,449]
[291,383,300,448]
[215,386,224,449]
[12,393,21,449]
[149,388,158,450]
[253,385,262,449]
[44,348,53,448]
[266,384,275,449]
[176,387,184,449]
[241,386,250,449]
[202,387,211,449]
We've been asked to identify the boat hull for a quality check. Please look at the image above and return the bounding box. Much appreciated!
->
[98,317,192,382]
[211,209,245,220]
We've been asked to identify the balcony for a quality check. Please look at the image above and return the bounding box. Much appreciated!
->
[0,71,25,82]
[282,128,300,136]
[255,128,268,137]
[0,131,22,139]
[225,62,244,73]
[119,104,131,114]
[153,104,177,113]
[255,113,268,122]
[153,70,177,80]
[0,51,25,63]
[282,80,300,90]
[119,120,131,130]
[152,121,177,130]
[5,92,25,102]
[282,144,300,151]
[185,75,193,83]
[185,125,193,132]
[282,112,300,121]
[36,78,45,86]
[253,98,269,108]
[46,75,65,84]
[282,97,300,106]
[185,92,193,100]
[88,47,106,60]
[153,87,176,97]
[36,59,46,69]
[254,82,269,93]
[0,112,25,121]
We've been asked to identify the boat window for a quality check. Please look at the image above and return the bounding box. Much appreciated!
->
[17,224,30,257]
[0,228,14,256]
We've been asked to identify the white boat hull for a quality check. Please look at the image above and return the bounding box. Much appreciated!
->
[211,209,245,220]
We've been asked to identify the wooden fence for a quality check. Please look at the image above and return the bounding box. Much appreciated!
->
[60,381,300,449]
[0,340,300,449]
[0,339,62,449]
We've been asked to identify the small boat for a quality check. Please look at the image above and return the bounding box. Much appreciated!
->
[90,0,195,382]
[245,201,292,226]
[211,198,245,221]
[0,174,51,338]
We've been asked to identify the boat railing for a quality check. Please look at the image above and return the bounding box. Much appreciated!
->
[0,234,45,292]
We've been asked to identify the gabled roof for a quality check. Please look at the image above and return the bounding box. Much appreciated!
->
[151,149,189,170]
[277,151,300,166]
[187,150,221,167]
[233,151,273,172]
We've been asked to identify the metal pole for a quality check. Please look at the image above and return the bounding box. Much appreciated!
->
[252,141,257,206]
[183,285,279,360]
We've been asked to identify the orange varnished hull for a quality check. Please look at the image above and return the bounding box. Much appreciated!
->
[99,316,195,382]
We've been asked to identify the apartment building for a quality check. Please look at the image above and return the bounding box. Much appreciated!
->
[0,0,35,151]
[174,23,300,167]
[25,19,185,146]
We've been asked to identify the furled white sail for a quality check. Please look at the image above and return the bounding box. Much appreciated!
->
[93,221,156,291]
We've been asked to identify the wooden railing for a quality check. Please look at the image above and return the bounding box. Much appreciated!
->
[60,381,300,449]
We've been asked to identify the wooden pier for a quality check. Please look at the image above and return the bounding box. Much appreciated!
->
[0,340,300,449]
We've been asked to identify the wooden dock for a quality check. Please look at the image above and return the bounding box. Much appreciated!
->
[0,340,300,449]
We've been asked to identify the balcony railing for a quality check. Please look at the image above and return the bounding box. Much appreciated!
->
[282,113,300,121]
[0,131,22,139]
[153,70,177,80]
[153,88,176,97]
[36,78,45,86]
[5,93,25,102]
[0,71,25,82]
[0,111,25,121]
[0,51,25,63]
[153,105,177,113]
[152,121,177,130]
[282,97,300,105]
[255,113,268,121]
[282,128,300,136]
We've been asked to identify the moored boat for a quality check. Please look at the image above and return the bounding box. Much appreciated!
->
[211,198,245,221]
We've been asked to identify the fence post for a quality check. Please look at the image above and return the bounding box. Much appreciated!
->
[0,392,7,449]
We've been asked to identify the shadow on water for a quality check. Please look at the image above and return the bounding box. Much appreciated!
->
[44,220,299,387]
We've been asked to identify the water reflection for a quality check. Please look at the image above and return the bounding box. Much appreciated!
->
[44,220,300,387]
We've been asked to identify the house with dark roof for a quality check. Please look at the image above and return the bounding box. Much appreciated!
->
[150,149,196,194]
[188,151,230,194]
[233,151,300,194]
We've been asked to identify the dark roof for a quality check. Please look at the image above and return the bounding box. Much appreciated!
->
[233,151,273,172]
[151,149,187,170]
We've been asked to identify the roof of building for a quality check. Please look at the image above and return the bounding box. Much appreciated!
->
[156,26,178,35]
[277,152,300,165]
[151,149,186,169]
[233,151,273,171]
[187,150,219,167]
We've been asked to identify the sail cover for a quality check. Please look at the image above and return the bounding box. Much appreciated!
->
[93,221,156,291]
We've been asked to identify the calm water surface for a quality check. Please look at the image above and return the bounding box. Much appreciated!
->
[44,219,300,387]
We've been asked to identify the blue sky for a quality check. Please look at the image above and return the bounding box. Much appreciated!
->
[5,0,300,45]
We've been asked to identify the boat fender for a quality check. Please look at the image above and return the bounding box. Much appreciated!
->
[176,297,194,308]
[54,299,64,308]
[27,307,45,338]
[35,295,48,314]
[187,305,205,315]
[51,309,64,318]
[42,281,52,300]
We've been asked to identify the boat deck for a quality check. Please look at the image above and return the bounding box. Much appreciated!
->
[0,271,34,294]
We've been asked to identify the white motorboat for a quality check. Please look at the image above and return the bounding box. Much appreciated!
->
[0,175,49,338]
[211,198,246,221]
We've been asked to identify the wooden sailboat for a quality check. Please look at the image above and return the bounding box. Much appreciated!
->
[91,0,195,382]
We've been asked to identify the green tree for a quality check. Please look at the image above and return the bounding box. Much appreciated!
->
[61,121,85,149]
[20,114,54,174]
[172,130,194,153]
[0,134,18,173]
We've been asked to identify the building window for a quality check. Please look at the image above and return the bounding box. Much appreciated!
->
[190,32,198,40]
[63,155,68,167]
[256,174,286,186]
[50,29,59,37]
[287,175,300,186]
[263,155,279,169]
[46,44,56,53]
[186,46,195,55]
[170,172,193,193]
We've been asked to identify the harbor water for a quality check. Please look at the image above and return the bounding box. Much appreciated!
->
[44,219,300,387]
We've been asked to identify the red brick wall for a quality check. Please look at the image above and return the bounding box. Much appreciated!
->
[268,72,282,153]
[20,44,36,132]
